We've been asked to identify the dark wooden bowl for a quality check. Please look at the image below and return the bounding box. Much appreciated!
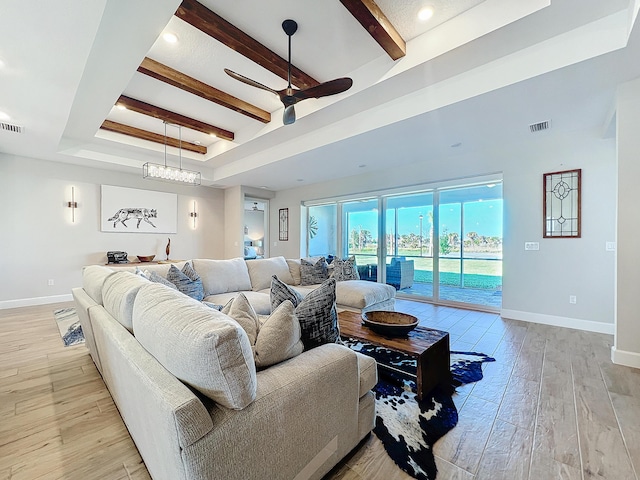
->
[362,310,419,337]
[137,255,155,263]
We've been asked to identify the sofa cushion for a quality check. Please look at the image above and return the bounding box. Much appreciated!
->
[82,265,116,305]
[204,291,272,315]
[286,258,302,285]
[332,256,360,281]
[336,280,396,309]
[300,257,329,286]
[102,271,150,332]
[133,283,257,410]
[192,258,252,296]
[246,256,295,291]
[222,293,303,368]
[271,276,339,350]
[166,264,204,301]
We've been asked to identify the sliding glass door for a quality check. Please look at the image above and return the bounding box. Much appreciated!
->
[305,179,502,310]
[438,184,503,307]
[384,193,433,296]
[343,199,379,280]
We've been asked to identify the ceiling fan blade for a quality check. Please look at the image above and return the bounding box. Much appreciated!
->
[283,105,296,125]
[293,77,353,101]
[224,68,278,95]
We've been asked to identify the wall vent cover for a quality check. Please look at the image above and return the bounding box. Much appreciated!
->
[529,120,550,133]
[0,122,24,134]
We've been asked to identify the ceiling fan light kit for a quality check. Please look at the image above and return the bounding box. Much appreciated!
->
[225,19,353,125]
[142,122,201,186]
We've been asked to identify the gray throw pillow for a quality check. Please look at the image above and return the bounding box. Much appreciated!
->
[270,276,339,350]
[300,257,329,285]
[332,256,360,281]
[167,264,205,301]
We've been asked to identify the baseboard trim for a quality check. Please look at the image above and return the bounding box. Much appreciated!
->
[500,309,614,335]
[611,347,640,369]
[0,294,73,310]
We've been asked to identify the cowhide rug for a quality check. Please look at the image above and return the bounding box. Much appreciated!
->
[343,338,495,480]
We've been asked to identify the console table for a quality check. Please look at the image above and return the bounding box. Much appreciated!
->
[338,310,450,399]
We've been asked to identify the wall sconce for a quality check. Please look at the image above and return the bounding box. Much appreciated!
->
[189,201,198,229]
[67,186,78,222]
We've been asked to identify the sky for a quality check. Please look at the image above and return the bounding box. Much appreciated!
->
[348,200,503,239]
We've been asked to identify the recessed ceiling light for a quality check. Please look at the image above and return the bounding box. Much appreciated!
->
[115,104,127,111]
[260,186,269,189]
[418,6,434,22]
[209,133,217,138]
[0,111,10,121]
[162,32,178,44]
[194,140,201,145]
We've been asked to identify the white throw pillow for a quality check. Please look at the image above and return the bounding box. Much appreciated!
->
[223,293,303,368]
[221,292,259,345]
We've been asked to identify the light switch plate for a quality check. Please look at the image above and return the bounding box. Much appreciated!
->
[525,242,540,251]
[606,242,616,251]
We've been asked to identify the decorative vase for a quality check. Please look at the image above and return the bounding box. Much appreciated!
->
[166,238,171,261]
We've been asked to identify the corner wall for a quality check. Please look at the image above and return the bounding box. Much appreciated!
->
[269,129,616,333]
[0,154,225,308]
[614,76,640,368]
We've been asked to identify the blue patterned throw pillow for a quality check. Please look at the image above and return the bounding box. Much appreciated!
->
[166,264,205,301]
[147,270,177,290]
[300,257,329,285]
[270,276,338,350]
[332,256,360,281]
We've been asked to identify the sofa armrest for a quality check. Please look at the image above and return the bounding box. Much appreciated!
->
[183,343,363,480]
[91,307,212,480]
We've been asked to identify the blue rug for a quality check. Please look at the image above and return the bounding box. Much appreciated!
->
[53,307,84,347]
[343,338,495,480]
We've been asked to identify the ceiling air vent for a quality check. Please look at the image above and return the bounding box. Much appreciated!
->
[529,120,550,133]
[0,122,24,134]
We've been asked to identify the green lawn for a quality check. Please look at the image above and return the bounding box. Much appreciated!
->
[351,252,502,290]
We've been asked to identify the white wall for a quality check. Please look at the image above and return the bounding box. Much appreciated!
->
[0,154,225,307]
[614,76,640,368]
[270,129,616,333]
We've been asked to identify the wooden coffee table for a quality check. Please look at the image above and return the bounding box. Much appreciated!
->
[339,310,450,400]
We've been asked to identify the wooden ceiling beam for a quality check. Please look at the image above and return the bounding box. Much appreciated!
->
[175,0,319,90]
[100,120,207,154]
[340,0,406,60]
[116,95,234,141]
[138,57,271,123]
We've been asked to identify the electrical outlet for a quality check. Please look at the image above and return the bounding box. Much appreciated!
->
[273,242,278,247]
[524,242,539,251]
[606,242,616,251]
[48,279,54,286]
[569,295,577,304]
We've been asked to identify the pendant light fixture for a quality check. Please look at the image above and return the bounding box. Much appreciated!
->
[142,122,201,185]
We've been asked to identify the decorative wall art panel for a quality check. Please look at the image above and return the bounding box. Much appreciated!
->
[101,185,177,233]
[543,169,581,238]
[279,208,289,241]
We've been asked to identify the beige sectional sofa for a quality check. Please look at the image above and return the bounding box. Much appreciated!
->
[72,258,383,480]
[112,256,395,315]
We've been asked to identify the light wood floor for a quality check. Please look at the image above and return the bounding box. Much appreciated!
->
[1,300,639,480]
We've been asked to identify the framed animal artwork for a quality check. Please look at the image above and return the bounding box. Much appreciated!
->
[101,185,177,233]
